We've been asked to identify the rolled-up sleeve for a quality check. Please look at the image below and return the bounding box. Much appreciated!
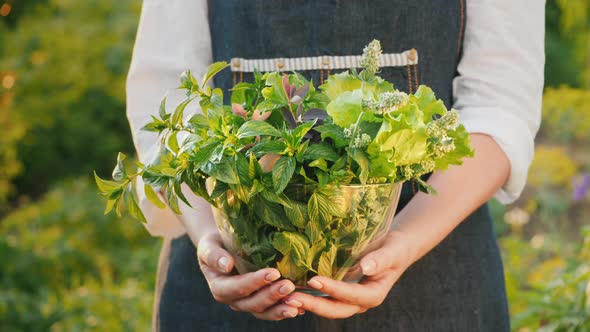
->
[126,0,212,237]
[452,0,545,203]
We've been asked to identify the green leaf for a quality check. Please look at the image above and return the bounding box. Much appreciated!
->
[190,139,221,170]
[94,171,122,193]
[124,189,147,223]
[144,183,166,209]
[142,116,168,132]
[104,199,118,215]
[318,244,338,277]
[112,152,127,181]
[167,131,179,154]
[201,62,230,88]
[292,121,316,141]
[276,255,306,281]
[303,143,340,162]
[234,153,252,186]
[284,201,308,229]
[250,140,287,157]
[272,156,296,194]
[261,72,289,105]
[159,96,168,118]
[272,232,312,270]
[309,159,328,171]
[200,88,224,114]
[434,124,475,170]
[210,180,229,200]
[326,89,364,128]
[237,121,281,138]
[174,174,192,207]
[349,148,370,184]
[179,70,197,90]
[320,71,362,100]
[307,188,346,229]
[172,97,193,125]
[254,198,294,230]
[315,124,349,148]
[166,189,181,215]
[387,129,428,165]
[205,160,239,184]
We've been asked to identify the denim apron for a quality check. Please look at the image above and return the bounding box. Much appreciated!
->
[156,1,510,331]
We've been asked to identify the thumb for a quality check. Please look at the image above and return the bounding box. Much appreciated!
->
[197,233,234,274]
[359,233,408,276]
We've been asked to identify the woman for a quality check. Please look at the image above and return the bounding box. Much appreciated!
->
[126,0,544,331]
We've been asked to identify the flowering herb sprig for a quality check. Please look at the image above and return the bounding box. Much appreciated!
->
[95,40,474,282]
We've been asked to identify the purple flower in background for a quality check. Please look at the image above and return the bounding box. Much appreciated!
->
[572,173,590,202]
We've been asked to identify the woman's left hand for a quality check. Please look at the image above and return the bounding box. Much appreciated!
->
[282,231,415,319]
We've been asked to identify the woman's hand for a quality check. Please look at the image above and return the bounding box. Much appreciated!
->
[197,232,303,320]
[282,231,415,319]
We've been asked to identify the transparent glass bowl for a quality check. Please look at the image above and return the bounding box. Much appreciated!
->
[211,182,403,291]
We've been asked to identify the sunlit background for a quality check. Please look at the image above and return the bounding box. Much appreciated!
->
[0,1,589,331]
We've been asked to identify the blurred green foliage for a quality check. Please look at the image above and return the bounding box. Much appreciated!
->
[0,0,138,205]
[0,179,159,331]
[0,0,589,331]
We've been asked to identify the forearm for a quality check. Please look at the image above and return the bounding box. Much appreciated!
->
[392,133,510,263]
[177,184,219,246]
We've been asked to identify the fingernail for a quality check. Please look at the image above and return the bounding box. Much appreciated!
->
[298,309,305,315]
[279,283,294,295]
[265,270,280,282]
[285,299,303,307]
[361,259,376,275]
[307,279,323,289]
[218,256,230,272]
[282,310,297,318]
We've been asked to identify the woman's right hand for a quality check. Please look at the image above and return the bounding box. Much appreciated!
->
[197,232,303,321]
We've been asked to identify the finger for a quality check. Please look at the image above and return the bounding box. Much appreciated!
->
[197,233,234,273]
[252,303,300,321]
[304,276,389,308]
[232,279,296,313]
[283,292,361,319]
[359,233,409,276]
[207,268,281,303]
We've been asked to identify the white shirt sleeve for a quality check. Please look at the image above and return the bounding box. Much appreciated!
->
[453,0,545,204]
[126,0,212,237]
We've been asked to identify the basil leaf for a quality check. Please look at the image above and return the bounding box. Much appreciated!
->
[318,244,337,278]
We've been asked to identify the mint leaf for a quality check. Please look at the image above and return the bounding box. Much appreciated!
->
[272,156,296,194]
[303,143,340,162]
[237,121,281,138]
[284,201,308,229]
[250,140,287,157]
[315,124,348,148]
[272,232,312,270]
[318,244,337,278]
